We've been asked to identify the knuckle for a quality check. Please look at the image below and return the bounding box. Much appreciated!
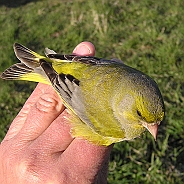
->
[36,93,63,113]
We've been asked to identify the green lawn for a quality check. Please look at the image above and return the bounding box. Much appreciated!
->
[0,0,184,183]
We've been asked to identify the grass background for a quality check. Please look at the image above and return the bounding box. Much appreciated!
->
[0,0,184,183]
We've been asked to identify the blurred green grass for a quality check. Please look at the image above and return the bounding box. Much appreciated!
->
[0,0,184,183]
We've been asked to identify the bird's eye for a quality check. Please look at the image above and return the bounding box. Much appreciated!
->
[137,110,142,117]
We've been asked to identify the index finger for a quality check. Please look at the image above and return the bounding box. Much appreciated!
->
[3,83,62,141]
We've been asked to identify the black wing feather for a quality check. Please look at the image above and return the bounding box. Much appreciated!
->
[47,54,123,65]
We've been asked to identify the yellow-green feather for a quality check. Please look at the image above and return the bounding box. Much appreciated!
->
[1,43,165,146]
[19,72,50,84]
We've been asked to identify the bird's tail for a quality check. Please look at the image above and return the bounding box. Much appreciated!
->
[1,43,50,84]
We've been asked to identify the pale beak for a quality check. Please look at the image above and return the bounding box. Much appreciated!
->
[142,122,158,140]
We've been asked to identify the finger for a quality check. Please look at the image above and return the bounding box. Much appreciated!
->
[72,41,95,56]
[30,42,96,152]
[17,85,65,141]
[30,110,74,153]
[3,83,50,141]
[4,42,95,142]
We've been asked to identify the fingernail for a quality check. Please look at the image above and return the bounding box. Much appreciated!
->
[73,44,91,56]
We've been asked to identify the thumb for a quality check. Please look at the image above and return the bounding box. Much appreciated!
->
[72,41,95,56]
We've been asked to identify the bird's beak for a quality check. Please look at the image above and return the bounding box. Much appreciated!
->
[142,122,158,140]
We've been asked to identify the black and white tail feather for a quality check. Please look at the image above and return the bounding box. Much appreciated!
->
[1,43,97,130]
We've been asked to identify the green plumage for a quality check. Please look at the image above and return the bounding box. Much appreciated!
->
[1,43,165,146]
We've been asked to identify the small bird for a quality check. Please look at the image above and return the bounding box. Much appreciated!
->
[1,43,165,146]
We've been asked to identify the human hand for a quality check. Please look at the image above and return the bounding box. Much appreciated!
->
[0,42,113,184]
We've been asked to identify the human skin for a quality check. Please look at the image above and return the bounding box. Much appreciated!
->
[0,42,113,184]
